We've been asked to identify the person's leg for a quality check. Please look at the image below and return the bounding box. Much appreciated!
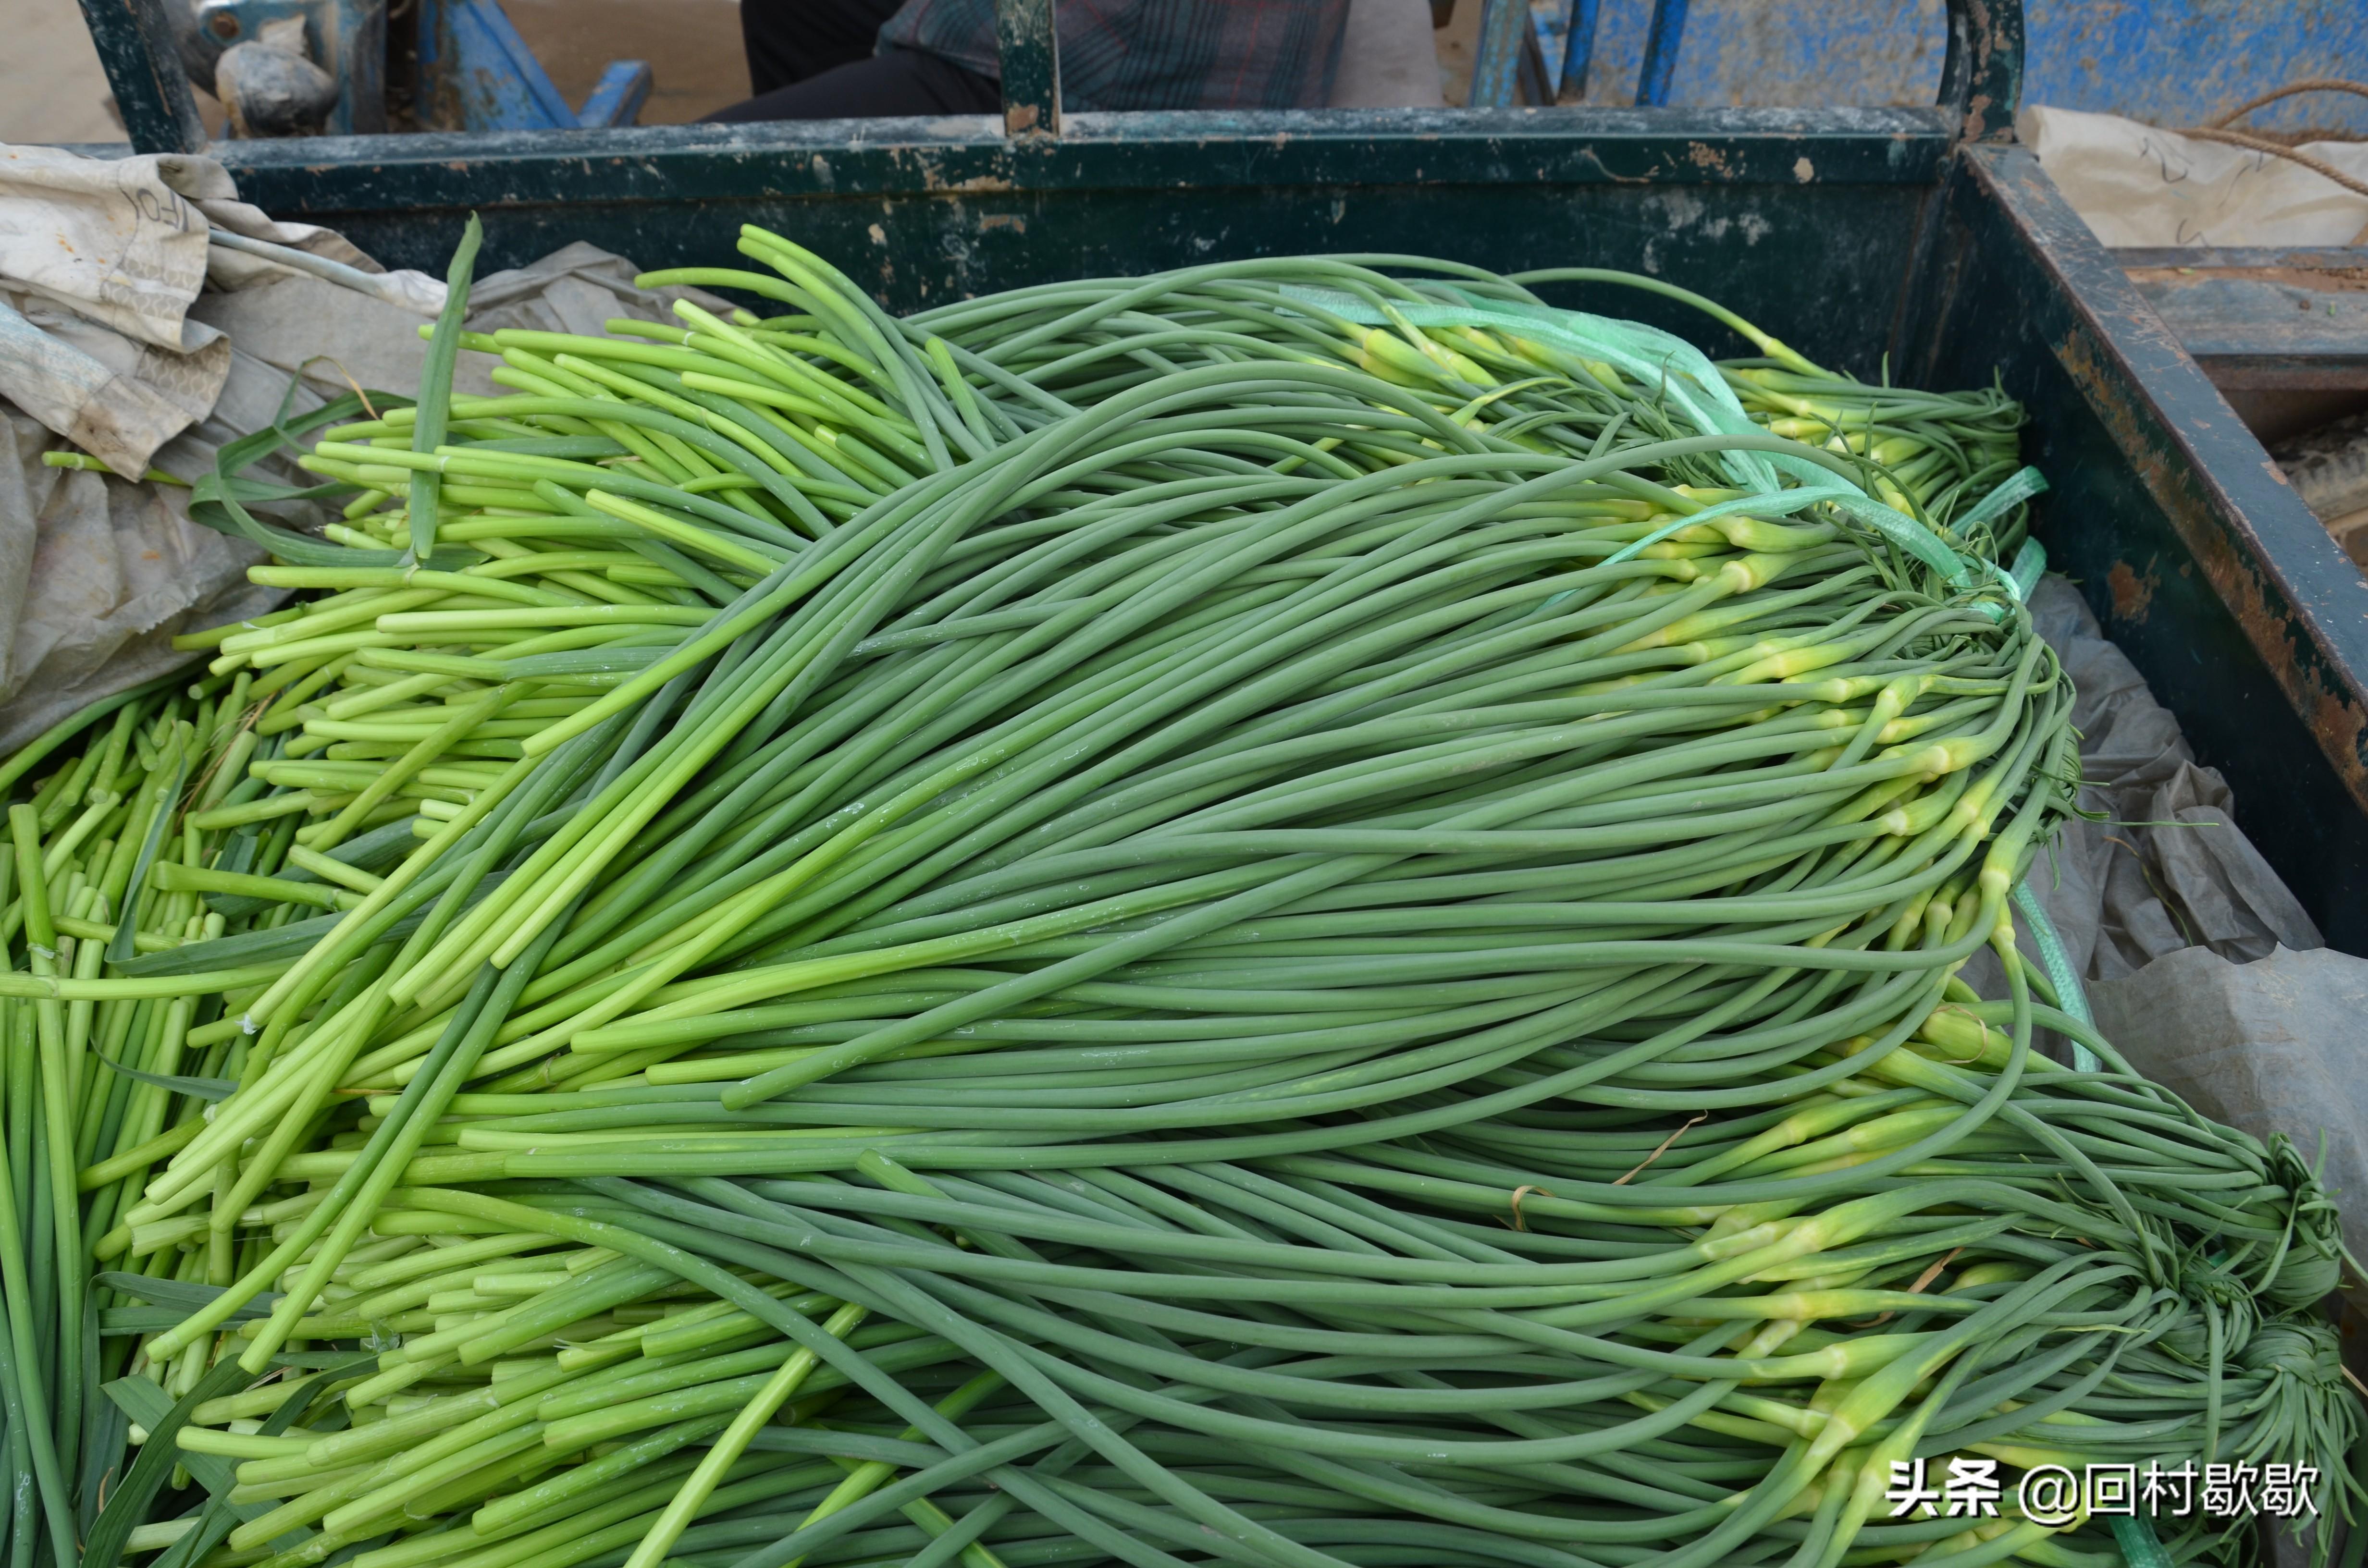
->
[737,0,905,97]
[704,48,1001,122]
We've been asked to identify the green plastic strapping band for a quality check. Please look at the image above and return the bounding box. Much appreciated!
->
[1279,285,1995,596]
[2107,1516,2176,1568]
[2009,538,2048,602]
[2010,880,2095,1050]
[1960,464,2049,535]
[1598,484,1862,569]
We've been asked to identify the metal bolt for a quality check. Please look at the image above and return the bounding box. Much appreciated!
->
[208,11,240,37]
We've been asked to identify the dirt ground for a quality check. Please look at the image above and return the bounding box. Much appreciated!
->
[501,0,750,124]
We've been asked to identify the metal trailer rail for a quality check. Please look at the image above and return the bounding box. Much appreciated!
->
[69,0,2368,948]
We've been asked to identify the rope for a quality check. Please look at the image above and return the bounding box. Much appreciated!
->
[2176,128,2368,202]
[2169,80,2368,206]
[2206,78,2368,132]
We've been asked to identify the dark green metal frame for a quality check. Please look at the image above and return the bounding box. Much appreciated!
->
[1907,148,2368,950]
[65,0,2368,947]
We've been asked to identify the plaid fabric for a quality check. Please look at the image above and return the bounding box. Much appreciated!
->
[877,0,1349,111]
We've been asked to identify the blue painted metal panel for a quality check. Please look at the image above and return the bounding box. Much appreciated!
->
[1468,0,1532,109]
[451,0,575,128]
[197,0,640,134]
[1540,0,2366,131]
[1555,0,1602,100]
[1632,0,1688,107]
[416,0,650,132]
[576,60,652,128]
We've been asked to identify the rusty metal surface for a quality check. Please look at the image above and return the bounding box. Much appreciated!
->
[2179,359,2368,394]
[2125,270,2368,381]
[994,0,1059,138]
[1900,143,2368,948]
[1939,0,2020,142]
[2116,248,2368,277]
[2115,252,2368,392]
[210,103,1954,204]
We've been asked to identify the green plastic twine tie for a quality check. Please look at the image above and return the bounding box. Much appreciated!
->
[1455,291,2043,605]
[1959,465,2049,536]
[1277,284,1986,594]
[2009,882,2094,1061]
[1963,466,2052,604]
[2108,1516,2175,1568]
[2008,538,2047,601]
[1597,485,1862,569]
[1283,284,1776,486]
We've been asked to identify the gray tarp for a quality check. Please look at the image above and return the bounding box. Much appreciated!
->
[2017,575,2325,976]
[0,141,726,751]
[2013,576,2365,1328]
[2091,945,2368,1265]
[0,376,283,755]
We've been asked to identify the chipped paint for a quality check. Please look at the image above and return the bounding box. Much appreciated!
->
[1648,188,1707,230]
[2107,559,2160,624]
[2312,687,2368,822]
[210,104,1955,209]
